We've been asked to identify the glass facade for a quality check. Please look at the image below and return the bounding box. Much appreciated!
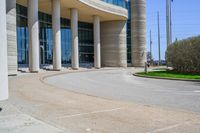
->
[101,0,127,8]
[16,2,132,66]
[61,18,71,64]
[78,22,94,63]
[16,4,94,67]
[16,5,28,65]
[126,0,131,63]
[39,12,53,65]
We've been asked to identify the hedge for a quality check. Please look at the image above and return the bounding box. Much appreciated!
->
[166,36,200,74]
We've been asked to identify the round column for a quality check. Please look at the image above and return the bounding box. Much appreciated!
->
[71,8,79,70]
[52,0,61,70]
[6,0,18,75]
[131,0,147,67]
[0,0,8,100]
[93,15,101,69]
[28,0,40,72]
[101,21,127,67]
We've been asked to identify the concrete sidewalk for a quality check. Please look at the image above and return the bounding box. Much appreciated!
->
[0,101,63,133]
[0,68,200,133]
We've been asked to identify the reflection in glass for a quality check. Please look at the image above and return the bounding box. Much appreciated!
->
[101,0,127,8]
[79,22,94,63]
[17,4,95,67]
[127,0,131,63]
[17,5,29,66]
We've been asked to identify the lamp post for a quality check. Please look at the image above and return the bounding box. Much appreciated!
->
[169,0,173,44]
[166,0,173,46]
[157,12,161,66]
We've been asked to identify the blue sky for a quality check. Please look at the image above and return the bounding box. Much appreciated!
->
[146,0,200,60]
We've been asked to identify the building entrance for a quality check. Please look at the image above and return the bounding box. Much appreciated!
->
[17,4,94,68]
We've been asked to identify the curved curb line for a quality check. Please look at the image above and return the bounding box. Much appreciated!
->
[40,68,116,82]
[133,73,200,82]
[38,68,130,102]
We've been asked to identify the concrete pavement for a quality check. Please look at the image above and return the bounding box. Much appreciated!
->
[0,68,200,133]
[45,69,200,113]
[0,101,63,133]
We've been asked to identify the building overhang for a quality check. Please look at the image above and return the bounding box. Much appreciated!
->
[16,0,128,22]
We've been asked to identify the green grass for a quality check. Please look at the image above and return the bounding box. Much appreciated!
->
[137,70,200,80]
[152,68,168,71]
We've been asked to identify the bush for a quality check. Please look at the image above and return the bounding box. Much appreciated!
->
[166,36,200,74]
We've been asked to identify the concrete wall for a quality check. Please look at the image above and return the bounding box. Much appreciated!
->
[7,0,18,75]
[0,0,9,101]
[101,20,127,67]
[131,0,147,67]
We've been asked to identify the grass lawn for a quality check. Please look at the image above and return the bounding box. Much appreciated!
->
[137,70,200,80]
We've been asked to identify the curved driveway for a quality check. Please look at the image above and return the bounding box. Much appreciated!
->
[45,69,200,113]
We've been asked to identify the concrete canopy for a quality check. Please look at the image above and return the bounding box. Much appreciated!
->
[16,0,128,22]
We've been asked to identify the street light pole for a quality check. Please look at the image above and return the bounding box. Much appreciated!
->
[166,0,170,47]
[157,12,161,66]
[150,30,152,61]
[169,0,173,44]
[166,0,173,46]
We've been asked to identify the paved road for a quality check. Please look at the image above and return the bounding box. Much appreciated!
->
[45,69,200,113]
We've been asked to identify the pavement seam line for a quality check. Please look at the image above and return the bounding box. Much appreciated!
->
[57,107,122,119]
[149,121,192,133]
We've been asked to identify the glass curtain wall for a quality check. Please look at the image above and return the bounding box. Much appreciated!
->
[16,5,29,66]
[17,4,94,67]
[39,13,71,65]
[101,0,127,8]
[127,0,131,63]
[61,18,71,64]
[39,12,53,65]
[78,22,94,63]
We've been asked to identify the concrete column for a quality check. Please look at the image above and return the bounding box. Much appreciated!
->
[71,8,79,69]
[0,0,8,100]
[6,0,17,75]
[93,16,101,69]
[52,0,61,70]
[131,0,147,67]
[28,0,40,72]
[101,21,127,67]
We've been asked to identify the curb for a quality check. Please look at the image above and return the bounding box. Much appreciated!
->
[133,73,200,82]
[41,68,117,81]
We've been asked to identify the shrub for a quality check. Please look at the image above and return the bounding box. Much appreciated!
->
[166,36,200,74]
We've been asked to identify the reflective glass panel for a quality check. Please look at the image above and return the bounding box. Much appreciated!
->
[101,0,127,8]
